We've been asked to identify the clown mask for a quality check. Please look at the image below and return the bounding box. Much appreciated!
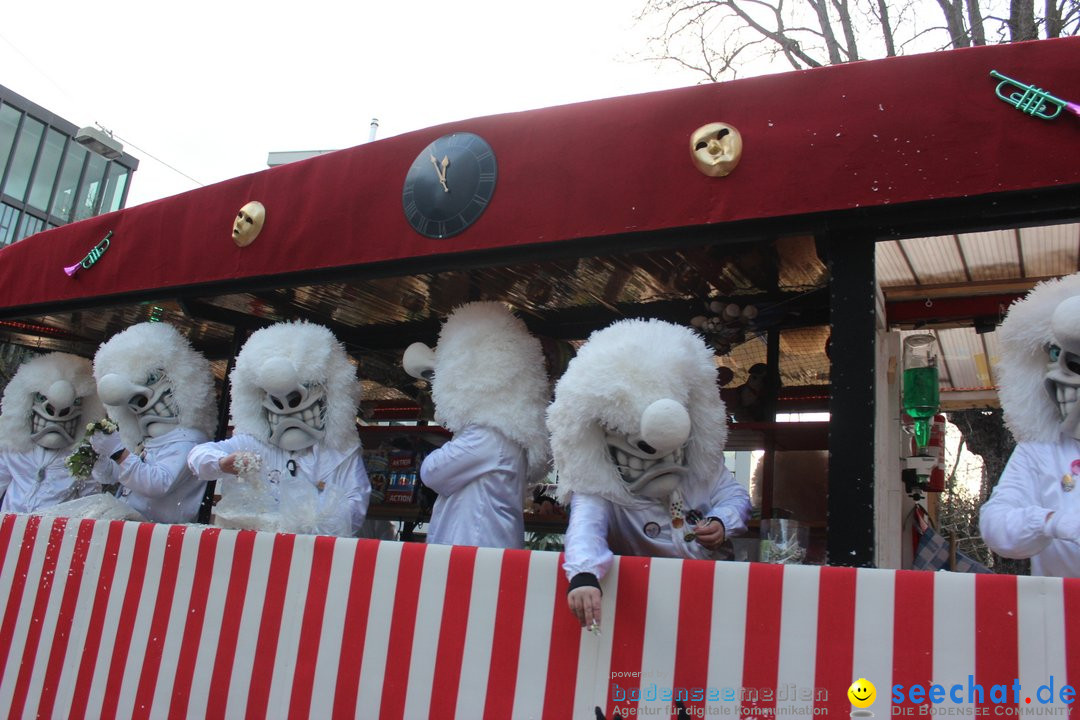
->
[604,398,692,499]
[258,356,328,451]
[97,369,181,440]
[30,380,84,449]
[1047,296,1080,439]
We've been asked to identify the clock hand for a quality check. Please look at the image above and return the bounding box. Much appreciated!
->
[430,154,449,192]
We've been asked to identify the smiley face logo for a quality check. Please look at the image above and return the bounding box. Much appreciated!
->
[847,678,876,708]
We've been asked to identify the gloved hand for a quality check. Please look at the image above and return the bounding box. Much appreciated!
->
[89,430,124,459]
[1045,506,1080,542]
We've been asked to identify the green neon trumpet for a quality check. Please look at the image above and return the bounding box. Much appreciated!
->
[63,231,112,276]
[990,69,1080,121]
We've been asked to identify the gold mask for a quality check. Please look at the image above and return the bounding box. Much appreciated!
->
[690,123,743,177]
[232,201,266,247]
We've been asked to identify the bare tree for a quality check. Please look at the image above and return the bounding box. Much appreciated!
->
[639,0,1078,81]
[1045,0,1080,35]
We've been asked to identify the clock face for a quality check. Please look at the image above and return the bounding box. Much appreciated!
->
[402,132,497,239]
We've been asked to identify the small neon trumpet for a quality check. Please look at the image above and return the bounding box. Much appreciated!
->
[63,231,112,277]
[990,69,1080,121]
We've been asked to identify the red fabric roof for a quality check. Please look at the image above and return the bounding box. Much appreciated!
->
[1,38,1077,315]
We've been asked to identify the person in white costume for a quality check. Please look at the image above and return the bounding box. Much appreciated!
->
[0,353,107,512]
[187,321,370,536]
[547,318,751,628]
[90,322,217,524]
[402,301,551,549]
[981,273,1080,577]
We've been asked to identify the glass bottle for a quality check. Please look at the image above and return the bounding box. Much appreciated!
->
[902,334,940,450]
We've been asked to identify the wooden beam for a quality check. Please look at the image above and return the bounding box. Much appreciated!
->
[881,277,1060,301]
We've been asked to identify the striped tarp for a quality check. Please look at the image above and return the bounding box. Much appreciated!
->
[0,513,1078,719]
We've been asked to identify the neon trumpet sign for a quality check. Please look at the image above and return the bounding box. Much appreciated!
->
[990,69,1080,121]
[63,231,112,277]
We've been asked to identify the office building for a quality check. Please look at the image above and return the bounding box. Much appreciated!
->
[0,83,139,246]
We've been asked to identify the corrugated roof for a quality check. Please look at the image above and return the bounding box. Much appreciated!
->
[880,220,1080,407]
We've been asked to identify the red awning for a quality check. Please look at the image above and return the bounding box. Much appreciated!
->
[0,37,1077,317]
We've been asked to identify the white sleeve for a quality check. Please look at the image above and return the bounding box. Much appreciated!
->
[187,436,246,482]
[419,426,496,496]
[707,462,752,537]
[562,493,615,581]
[980,443,1054,559]
[115,437,198,499]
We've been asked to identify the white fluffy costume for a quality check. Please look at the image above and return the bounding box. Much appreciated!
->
[548,318,751,585]
[0,352,107,513]
[92,322,217,524]
[403,301,551,549]
[981,272,1080,577]
[187,321,370,536]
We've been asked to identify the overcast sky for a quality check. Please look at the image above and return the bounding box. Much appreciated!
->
[2,0,715,207]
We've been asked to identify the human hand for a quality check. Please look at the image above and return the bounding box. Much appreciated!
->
[89,430,124,459]
[567,585,603,631]
[1045,507,1080,542]
[693,517,726,549]
[218,453,240,475]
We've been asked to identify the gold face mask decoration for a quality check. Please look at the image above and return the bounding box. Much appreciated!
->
[232,201,266,247]
[690,123,743,177]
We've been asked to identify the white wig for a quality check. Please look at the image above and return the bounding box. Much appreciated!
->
[547,318,728,505]
[996,272,1080,443]
[230,321,360,451]
[94,322,217,451]
[430,302,552,481]
[0,352,105,452]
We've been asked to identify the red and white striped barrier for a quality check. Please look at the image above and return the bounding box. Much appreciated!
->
[1,513,1078,719]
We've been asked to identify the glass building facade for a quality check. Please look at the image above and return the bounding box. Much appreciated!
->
[0,84,138,247]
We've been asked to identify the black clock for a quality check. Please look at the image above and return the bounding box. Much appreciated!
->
[402,132,497,239]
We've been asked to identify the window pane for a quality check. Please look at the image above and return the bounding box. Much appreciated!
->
[73,152,106,221]
[0,105,21,176]
[0,202,19,246]
[99,163,129,213]
[50,142,88,222]
[16,213,44,242]
[2,116,44,202]
[27,128,65,211]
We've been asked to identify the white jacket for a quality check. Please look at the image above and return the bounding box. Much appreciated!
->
[187,433,371,536]
[981,436,1080,577]
[0,446,102,513]
[99,426,210,524]
[421,424,527,549]
[563,461,752,581]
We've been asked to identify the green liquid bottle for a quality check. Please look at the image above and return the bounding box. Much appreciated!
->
[903,365,939,448]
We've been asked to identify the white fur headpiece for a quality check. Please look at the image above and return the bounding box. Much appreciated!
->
[230,321,360,451]
[428,302,551,481]
[996,272,1080,443]
[0,352,105,452]
[547,319,728,505]
[94,322,217,451]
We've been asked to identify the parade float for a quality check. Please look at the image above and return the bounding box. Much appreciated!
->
[0,37,1077,719]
